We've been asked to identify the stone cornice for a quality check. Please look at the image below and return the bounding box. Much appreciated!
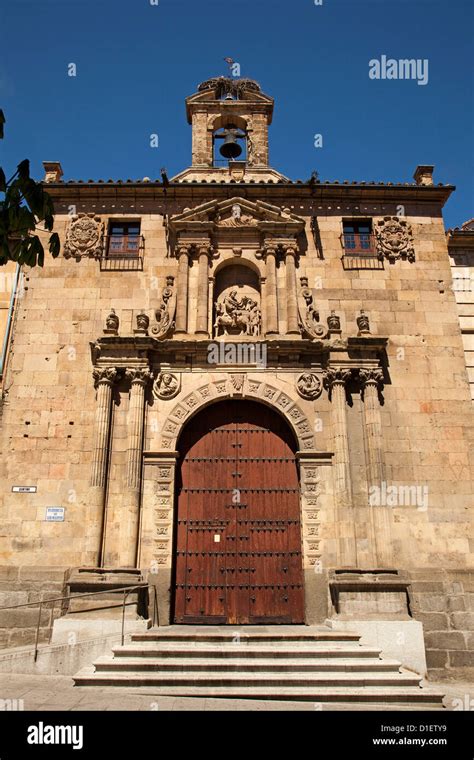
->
[42,182,455,209]
[90,334,388,365]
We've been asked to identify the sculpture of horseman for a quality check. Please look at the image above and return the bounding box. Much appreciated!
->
[214,290,261,336]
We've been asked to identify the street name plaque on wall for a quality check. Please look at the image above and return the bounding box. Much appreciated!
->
[12,486,37,493]
[45,507,65,522]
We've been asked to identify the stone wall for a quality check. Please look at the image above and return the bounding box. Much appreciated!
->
[0,188,472,669]
[0,566,68,649]
[408,568,474,678]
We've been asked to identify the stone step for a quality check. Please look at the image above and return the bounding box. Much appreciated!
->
[112,644,385,659]
[130,631,361,643]
[93,655,402,673]
[72,625,445,707]
[72,670,443,705]
[74,669,422,688]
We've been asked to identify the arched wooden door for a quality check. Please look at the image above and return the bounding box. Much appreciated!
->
[173,400,305,624]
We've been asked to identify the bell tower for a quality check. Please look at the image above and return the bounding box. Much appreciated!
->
[172,76,289,183]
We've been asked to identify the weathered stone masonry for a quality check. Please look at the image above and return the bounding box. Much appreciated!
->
[0,77,472,675]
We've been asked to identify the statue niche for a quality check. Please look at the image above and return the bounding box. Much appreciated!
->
[213,264,261,337]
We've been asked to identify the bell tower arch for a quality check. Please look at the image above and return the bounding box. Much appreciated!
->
[187,76,273,168]
[172,76,289,183]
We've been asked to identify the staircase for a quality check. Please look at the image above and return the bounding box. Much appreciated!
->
[73,626,445,708]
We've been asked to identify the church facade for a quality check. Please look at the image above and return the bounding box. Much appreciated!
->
[0,77,472,676]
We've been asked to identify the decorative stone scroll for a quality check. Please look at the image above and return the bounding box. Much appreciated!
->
[64,214,104,260]
[375,216,415,263]
[151,276,176,339]
[298,277,328,339]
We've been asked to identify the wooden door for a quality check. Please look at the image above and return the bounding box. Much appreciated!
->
[173,401,304,624]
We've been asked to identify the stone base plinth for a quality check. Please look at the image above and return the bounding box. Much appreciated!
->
[329,618,427,676]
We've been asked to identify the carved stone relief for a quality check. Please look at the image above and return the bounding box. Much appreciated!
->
[297,278,328,339]
[375,216,415,263]
[153,372,181,400]
[214,289,261,336]
[296,373,322,400]
[64,214,104,260]
[159,378,315,452]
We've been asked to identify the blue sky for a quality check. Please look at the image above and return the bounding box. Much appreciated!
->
[1,0,473,227]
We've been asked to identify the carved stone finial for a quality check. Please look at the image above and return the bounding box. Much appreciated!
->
[356,310,371,336]
[135,310,150,335]
[296,373,322,400]
[327,310,341,333]
[104,309,119,335]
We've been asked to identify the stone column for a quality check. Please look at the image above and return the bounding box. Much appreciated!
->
[122,367,152,567]
[86,367,117,566]
[175,244,191,334]
[264,245,278,335]
[324,368,357,567]
[284,245,299,335]
[195,243,211,336]
[360,368,393,567]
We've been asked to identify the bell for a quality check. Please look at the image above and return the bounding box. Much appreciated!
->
[219,130,242,159]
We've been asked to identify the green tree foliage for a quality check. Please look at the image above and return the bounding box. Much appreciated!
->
[0,110,60,267]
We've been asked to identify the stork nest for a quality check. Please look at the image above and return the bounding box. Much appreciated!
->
[197,77,262,99]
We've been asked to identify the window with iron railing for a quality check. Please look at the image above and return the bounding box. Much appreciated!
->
[341,220,383,270]
[342,221,375,254]
[102,222,144,270]
[106,222,141,257]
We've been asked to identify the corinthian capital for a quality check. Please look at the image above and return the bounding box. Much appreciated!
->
[125,367,152,387]
[359,368,384,389]
[176,243,191,258]
[323,367,352,392]
[196,240,213,257]
[260,243,277,259]
[92,367,118,388]
[283,244,297,258]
